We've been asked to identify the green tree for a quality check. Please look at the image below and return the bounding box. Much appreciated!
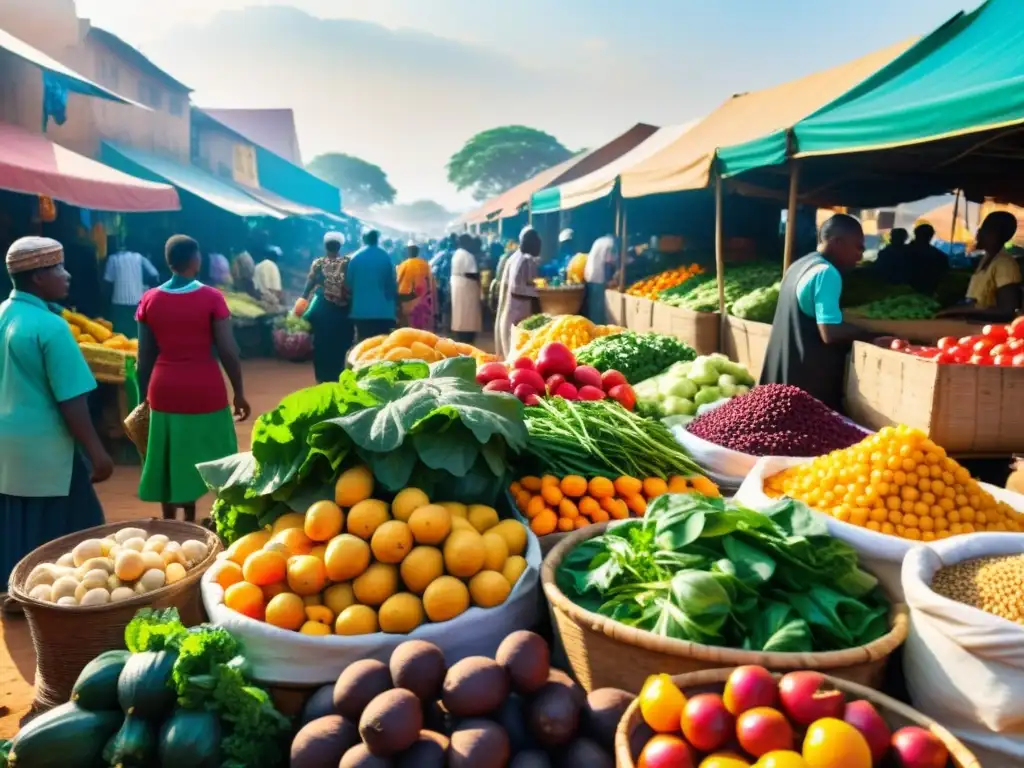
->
[447,126,573,201]
[307,153,397,208]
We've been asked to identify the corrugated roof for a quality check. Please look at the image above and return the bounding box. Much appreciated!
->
[619,39,915,198]
[203,108,302,165]
[87,27,191,93]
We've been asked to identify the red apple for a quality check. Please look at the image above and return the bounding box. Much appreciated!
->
[511,356,535,371]
[681,693,733,754]
[483,379,512,394]
[890,727,949,768]
[778,671,846,726]
[723,666,778,716]
[638,734,695,768]
[545,373,567,395]
[554,382,579,401]
[513,383,538,403]
[843,700,891,764]
[735,707,794,758]
[509,367,546,393]
[572,364,603,390]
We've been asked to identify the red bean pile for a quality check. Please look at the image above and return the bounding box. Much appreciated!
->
[688,384,866,456]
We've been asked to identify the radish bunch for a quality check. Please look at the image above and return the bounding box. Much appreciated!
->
[477,342,636,410]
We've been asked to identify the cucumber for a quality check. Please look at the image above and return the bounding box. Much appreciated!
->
[8,704,121,768]
[158,709,222,768]
[71,649,131,712]
[116,650,178,720]
[103,715,156,768]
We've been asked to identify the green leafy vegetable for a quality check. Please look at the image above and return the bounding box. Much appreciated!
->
[574,331,697,384]
[124,609,290,768]
[555,495,889,653]
[660,263,781,313]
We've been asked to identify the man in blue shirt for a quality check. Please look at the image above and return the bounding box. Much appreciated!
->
[761,214,892,410]
[347,230,398,341]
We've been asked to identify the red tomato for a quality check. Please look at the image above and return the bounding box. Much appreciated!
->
[934,351,956,365]
[1014,353,1024,367]
[970,355,994,366]
[1011,323,1024,341]
[990,343,1011,357]
[983,324,1009,342]
[973,339,996,355]
[993,355,1014,367]
[937,336,958,351]
[959,335,981,347]
[917,348,940,359]
[1009,339,1024,353]
[890,339,909,351]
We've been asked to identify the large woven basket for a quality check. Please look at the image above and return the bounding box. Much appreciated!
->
[541,523,909,693]
[9,519,222,712]
[537,286,585,316]
[615,668,980,768]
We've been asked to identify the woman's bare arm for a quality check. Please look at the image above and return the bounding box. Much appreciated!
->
[212,318,251,420]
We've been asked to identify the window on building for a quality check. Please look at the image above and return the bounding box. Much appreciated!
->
[98,58,119,89]
[138,81,162,110]
[169,94,186,117]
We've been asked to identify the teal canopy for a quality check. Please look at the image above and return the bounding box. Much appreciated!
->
[719,0,1024,205]
[530,187,562,216]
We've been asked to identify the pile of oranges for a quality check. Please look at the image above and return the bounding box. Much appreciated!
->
[626,264,704,300]
[510,473,720,536]
[765,425,1024,541]
[213,465,530,636]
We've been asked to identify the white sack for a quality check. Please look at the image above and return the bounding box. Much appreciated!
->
[672,426,760,487]
[902,533,1024,767]
[201,533,542,685]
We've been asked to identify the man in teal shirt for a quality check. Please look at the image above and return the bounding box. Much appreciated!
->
[0,237,112,606]
[347,230,398,341]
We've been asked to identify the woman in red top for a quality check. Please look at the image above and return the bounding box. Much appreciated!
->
[136,235,251,522]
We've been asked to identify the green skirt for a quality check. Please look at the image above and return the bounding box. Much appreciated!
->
[139,408,238,504]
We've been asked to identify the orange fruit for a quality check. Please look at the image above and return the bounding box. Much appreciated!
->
[270,512,305,535]
[408,505,452,545]
[304,605,334,626]
[243,549,288,586]
[588,477,614,499]
[324,534,371,582]
[370,520,414,564]
[271,527,314,556]
[287,555,328,596]
[335,604,379,635]
[347,499,391,540]
[757,751,809,767]
[224,581,264,620]
[802,718,872,768]
[261,580,289,601]
[334,465,374,507]
[265,592,306,631]
[225,531,271,566]
[304,500,344,542]
[299,620,331,636]
[214,560,244,590]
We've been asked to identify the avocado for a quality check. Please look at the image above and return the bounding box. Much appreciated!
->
[496,631,550,695]
[493,695,535,754]
[334,660,393,721]
[509,750,554,768]
[442,657,509,718]
[339,743,394,768]
[389,640,446,702]
[290,714,360,766]
[560,737,614,768]
[395,730,448,768]
[527,679,581,749]
[448,719,510,768]
[581,688,634,752]
[358,689,423,758]
[299,684,337,728]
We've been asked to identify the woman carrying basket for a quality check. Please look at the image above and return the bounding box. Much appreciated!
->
[0,237,113,610]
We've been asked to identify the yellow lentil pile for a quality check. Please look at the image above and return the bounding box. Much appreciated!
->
[764,425,1024,541]
[510,315,623,359]
[931,555,1024,623]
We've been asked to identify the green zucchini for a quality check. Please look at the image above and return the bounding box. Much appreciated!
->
[71,649,131,712]
[102,715,156,768]
[8,704,121,768]
[116,650,178,720]
[158,709,222,768]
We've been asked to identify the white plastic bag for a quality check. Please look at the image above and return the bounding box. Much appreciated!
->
[672,426,759,486]
[902,533,1024,766]
[201,533,542,685]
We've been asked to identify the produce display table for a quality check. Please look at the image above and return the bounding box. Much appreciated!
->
[621,294,655,332]
[650,305,720,356]
[843,314,986,345]
[604,289,626,325]
[844,341,1024,455]
[721,315,771,379]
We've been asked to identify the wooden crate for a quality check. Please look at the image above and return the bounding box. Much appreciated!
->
[844,342,1024,455]
[721,316,772,379]
[650,305,720,355]
[604,289,626,325]
[843,314,985,345]
[622,295,655,332]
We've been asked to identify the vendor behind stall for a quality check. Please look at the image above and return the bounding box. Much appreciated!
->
[103,241,160,337]
[761,214,893,411]
[937,211,1022,322]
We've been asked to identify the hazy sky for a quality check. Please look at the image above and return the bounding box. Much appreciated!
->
[75,0,972,210]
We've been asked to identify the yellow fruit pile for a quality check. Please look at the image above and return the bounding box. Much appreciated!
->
[62,310,137,353]
[510,315,624,359]
[626,264,704,299]
[765,426,1024,541]
[349,328,497,368]
[216,465,530,636]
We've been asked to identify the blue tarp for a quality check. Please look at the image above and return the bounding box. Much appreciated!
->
[255,146,342,214]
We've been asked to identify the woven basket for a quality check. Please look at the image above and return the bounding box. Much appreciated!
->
[8,519,222,712]
[537,286,585,316]
[615,668,980,768]
[541,523,909,693]
[122,401,150,458]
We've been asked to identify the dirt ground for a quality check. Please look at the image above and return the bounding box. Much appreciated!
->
[0,358,315,738]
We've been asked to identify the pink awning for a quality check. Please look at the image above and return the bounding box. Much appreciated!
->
[0,122,179,212]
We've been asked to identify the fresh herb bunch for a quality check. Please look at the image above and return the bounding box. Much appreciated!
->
[124,608,291,768]
[731,283,781,323]
[201,357,528,543]
[660,263,781,313]
[519,313,553,331]
[849,294,940,320]
[574,331,697,384]
[556,494,889,653]
[523,397,704,480]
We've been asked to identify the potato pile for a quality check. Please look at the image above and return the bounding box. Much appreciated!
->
[215,465,531,636]
[23,527,209,607]
[292,631,631,767]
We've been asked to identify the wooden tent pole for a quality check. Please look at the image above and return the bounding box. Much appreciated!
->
[715,170,726,315]
[949,189,961,255]
[783,160,801,272]
[617,192,628,291]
